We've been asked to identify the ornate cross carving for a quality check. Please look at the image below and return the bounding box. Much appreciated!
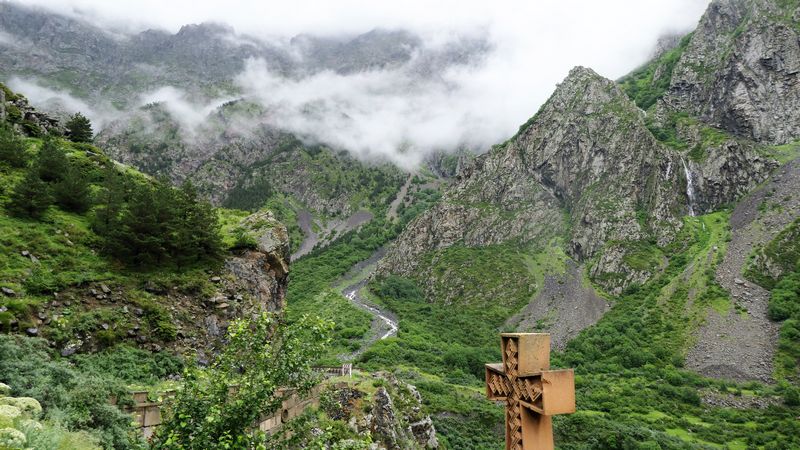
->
[485,333,575,450]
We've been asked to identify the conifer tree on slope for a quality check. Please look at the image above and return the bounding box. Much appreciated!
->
[36,137,68,182]
[53,163,91,213]
[91,165,127,240]
[0,124,28,168]
[65,112,93,143]
[174,181,223,266]
[8,169,52,219]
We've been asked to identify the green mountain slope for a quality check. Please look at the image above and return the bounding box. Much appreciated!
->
[357,0,800,447]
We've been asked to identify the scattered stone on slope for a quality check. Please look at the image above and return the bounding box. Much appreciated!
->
[506,260,610,350]
[686,158,800,382]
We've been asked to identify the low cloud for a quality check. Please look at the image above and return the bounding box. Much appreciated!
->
[138,86,235,136]
[6,77,117,128]
[236,58,480,168]
[0,31,21,48]
[14,0,711,168]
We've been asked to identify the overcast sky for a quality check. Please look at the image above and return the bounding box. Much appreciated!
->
[13,0,712,166]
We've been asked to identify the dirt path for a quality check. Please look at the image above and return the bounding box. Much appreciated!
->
[686,159,800,382]
[505,260,609,350]
[337,248,399,361]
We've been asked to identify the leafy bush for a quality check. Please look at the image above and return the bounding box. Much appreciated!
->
[0,335,143,449]
[152,313,332,449]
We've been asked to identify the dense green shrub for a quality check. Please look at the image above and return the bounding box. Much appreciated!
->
[0,335,143,449]
[152,313,332,449]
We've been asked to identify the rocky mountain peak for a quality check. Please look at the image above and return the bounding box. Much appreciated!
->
[380,65,686,293]
[657,0,800,144]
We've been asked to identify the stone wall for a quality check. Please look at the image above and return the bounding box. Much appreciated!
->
[128,383,338,440]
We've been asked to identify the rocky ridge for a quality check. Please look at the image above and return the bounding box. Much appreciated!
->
[379,67,688,294]
[655,0,800,145]
[0,83,64,136]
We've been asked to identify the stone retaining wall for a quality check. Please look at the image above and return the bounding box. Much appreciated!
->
[129,383,340,440]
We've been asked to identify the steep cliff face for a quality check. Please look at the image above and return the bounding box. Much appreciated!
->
[224,211,291,315]
[656,0,800,145]
[380,67,686,294]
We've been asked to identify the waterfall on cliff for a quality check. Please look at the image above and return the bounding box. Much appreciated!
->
[681,157,697,216]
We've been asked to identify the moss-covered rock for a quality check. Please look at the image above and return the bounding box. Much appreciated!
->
[0,428,26,449]
[0,397,41,419]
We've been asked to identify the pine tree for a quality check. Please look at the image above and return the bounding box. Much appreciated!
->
[8,169,53,219]
[174,181,223,265]
[91,165,127,241]
[36,137,68,182]
[112,181,177,266]
[53,163,91,213]
[65,112,93,143]
[0,124,28,168]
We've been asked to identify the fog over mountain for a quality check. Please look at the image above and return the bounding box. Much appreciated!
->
[2,0,710,166]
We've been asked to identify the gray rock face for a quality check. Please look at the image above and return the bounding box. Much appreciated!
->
[361,374,438,450]
[224,210,290,314]
[657,0,800,145]
[0,87,64,136]
[371,387,401,450]
[684,142,776,214]
[380,67,686,293]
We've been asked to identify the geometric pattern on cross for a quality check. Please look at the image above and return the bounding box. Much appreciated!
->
[485,333,576,450]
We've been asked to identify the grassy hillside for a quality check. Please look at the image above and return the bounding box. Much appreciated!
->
[321,211,800,449]
[0,96,276,447]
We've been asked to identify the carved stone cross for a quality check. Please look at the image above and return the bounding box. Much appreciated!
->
[485,333,575,450]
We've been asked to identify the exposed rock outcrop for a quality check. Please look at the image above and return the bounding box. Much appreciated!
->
[224,210,290,315]
[0,84,64,136]
[675,122,776,214]
[323,373,438,449]
[380,67,687,294]
[656,0,800,145]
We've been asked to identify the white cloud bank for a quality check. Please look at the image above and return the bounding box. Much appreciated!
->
[6,77,116,127]
[138,86,235,136]
[17,0,711,167]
